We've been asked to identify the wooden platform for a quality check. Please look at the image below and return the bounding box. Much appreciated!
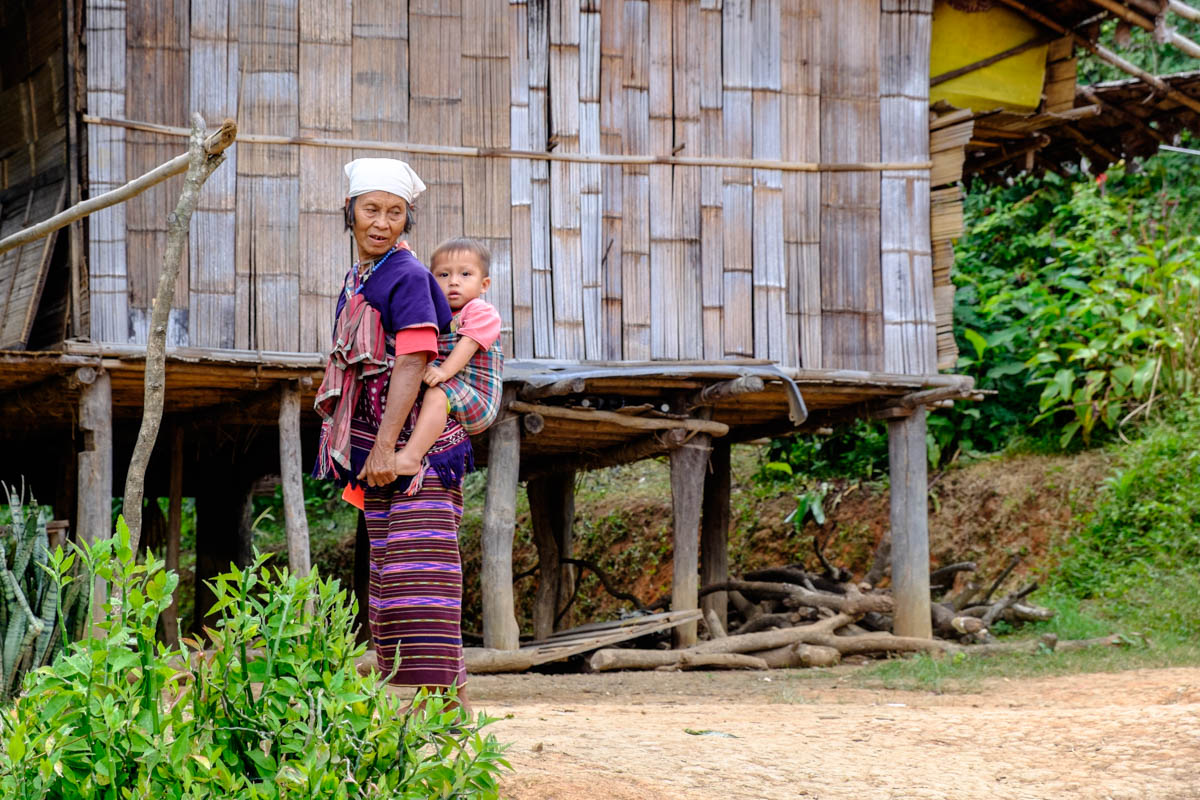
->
[0,342,975,463]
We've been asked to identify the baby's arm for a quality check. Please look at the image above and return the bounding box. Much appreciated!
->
[424,335,482,387]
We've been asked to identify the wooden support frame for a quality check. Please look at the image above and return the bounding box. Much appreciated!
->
[701,440,731,633]
[509,400,730,436]
[997,0,1200,115]
[1082,0,1200,60]
[76,368,111,546]
[888,407,932,639]
[481,390,521,650]
[279,381,311,577]
[1077,86,1169,145]
[670,433,712,648]
[528,469,577,640]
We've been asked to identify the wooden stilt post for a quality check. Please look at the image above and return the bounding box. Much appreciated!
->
[76,368,112,547]
[701,440,732,633]
[161,424,184,645]
[76,368,111,629]
[481,389,521,650]
[528,469,576,639]
[888,407,932,638]
[671,433,712,648]
[278,381,311,577]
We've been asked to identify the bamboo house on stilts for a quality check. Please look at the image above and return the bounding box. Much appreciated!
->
[2,0,1198,659]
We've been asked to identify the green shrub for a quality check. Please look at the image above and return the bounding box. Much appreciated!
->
[0,519,509,799]
[0,486,88,702]
[1050,399,1200,605]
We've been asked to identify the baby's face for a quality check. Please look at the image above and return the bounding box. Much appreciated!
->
[432,251,490,310]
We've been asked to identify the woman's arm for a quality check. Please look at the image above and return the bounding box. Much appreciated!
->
[359,352,426,486]
[424,336,482,387]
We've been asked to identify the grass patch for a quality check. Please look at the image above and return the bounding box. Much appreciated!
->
[854,401,1200,693]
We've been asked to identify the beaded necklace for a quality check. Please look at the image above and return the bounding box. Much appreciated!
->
[347,245,397,300]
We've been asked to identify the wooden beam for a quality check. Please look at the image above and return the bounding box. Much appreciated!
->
[278,382,311,578]
[0,119,237,256]
[509,400,730,436]
[888,407,932,639]
[521,428,691,480]
[967,136,1050,173]
[701,440,731,633]
[81,114,932,174]
[997,0,1200,115]
[481,390,521,650]
[670,433,712,648]
[1083,0,1200,60]
[1060,123,1121,164]
[1077,86,1170,145]
[528,470,576,639]
[930,34,1056,87]
[688,375,766,409]
[519,377,585,401]
[76,369,112,547]
[1169,0,1200,23]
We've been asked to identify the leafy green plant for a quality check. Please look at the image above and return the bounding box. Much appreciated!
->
[945,154,1200,455]
[0,518,509,799]
[0,484,88,701]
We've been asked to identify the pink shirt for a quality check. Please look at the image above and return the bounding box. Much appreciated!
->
[453,298,502,349]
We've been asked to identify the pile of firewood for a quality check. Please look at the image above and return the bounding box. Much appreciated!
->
[588,536,1122,672]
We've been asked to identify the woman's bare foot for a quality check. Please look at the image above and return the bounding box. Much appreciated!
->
[393,448,422,476]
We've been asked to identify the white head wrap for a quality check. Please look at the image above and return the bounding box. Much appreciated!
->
[344,158,427,204]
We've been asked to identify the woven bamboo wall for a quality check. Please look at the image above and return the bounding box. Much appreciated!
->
[83,0,938,375]
[1,0,69,349]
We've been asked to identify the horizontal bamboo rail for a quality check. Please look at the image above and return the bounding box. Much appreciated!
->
[1170,0,1200,22]
[82,115,932,174]
[1083,0,1200,60]
[998,0,1200,115]
[508,400,730,436]
[0,120,237,257]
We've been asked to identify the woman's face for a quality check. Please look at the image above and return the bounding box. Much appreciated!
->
[349,190,408,260]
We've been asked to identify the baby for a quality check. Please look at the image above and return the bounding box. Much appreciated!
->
[393,237,504,479]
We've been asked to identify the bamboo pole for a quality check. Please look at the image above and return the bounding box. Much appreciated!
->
[930,34,1056,87]
[80,115,930,174]
[1169,0,1200,23]
[0,119,236,257]
[123,114,235,556]
[997,0,1200,115]
[1083,0,1200,60]
[508,400,730,436]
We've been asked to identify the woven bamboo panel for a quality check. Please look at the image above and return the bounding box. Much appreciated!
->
[71,0,945,378]
[820,0,881,372]
[86,0,129,344]
[189,0,239,349]
[879,0,934,375]
[721,0,752,358]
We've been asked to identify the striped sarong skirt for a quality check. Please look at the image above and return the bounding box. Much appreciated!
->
[364,470,467,688]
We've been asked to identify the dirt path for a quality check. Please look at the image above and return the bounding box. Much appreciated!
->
[465,667,1200,800]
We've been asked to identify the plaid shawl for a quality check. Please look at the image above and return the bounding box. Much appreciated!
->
[313,287,390,480]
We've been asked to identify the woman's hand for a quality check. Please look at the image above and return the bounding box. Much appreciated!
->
[424,364,452,387]
[359,443,400,487]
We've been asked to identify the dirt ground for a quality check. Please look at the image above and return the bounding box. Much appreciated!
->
[463,666,1200,800]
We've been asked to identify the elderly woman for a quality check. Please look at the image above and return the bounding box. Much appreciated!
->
[313,158,472,708]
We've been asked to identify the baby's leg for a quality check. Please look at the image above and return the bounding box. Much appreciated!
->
[394,387,450,475]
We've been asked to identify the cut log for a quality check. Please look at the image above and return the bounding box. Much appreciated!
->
[750,643,841,669]
[703,608,727,639]
[519,377,586,401]
[654,653,767,671]
[464,648,538,674]
[864,531,892,588]
[701,580,893,616]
